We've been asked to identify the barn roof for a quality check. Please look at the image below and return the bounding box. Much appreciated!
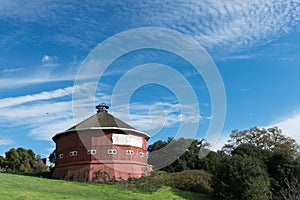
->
[67,111,135,131]
[52,103,150,141]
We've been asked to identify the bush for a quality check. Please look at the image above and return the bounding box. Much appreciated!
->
[213,155,271,200]
[167,170,212,193]
[117,170,212,194]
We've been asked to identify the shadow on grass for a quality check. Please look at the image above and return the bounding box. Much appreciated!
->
[1,171,53,179]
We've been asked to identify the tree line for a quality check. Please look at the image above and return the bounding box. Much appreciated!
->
[1,126,299,199]
[0,147,47,173]
[148,126,300,200]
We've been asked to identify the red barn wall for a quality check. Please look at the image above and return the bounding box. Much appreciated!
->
[53,129,151,181]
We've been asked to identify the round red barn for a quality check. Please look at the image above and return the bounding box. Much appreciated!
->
[52,103,152,181]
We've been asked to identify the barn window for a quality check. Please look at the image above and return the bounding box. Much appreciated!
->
[69,151,78,156]
[87,149,96,155]
[126,150,134,155]
[107,149,117,155]
[58,153,63,159]
[139,152,144,157]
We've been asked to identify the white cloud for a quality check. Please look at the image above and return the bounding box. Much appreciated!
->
[0,80,204,144]
[0,89,201,141]
[0,0,299,56]
[42,55,50,62]
[0,68,22,73]
[0,62,88,89]
[0,82,100,141]
[209,133,230,152]
[272,113,300,144]
[209,111,300,152]
[41,55,58,68]
[112,102,201,132]
[208,111,300,152]
[41,55,57,63]
[0,87,73,108]
[0,76,73,89]
[0,138,14,146]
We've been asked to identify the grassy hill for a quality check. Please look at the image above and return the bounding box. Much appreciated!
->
[0,173,212,200]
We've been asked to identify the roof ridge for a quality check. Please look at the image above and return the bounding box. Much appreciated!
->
[65,111,136,132]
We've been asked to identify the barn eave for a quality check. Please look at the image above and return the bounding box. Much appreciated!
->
[52,127,150,142]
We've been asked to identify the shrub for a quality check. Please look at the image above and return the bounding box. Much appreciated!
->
[167,170,212,193]
[117,170,212,194]
[213,155,271,200]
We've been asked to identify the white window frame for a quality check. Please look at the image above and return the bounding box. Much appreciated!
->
[107,149,117,155]
[58,153,64,159]
[69,151,78,156]
[139,152,144,157]
[126,150,134,155]
[87,149,97,155]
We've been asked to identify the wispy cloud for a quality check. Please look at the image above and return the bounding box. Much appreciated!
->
[0,57,86,90]
[0,68,23,73]
[0,87,74,108]
[0,82,202,141]
[41,55,58,68]
[0,76,74,89]
[0,1,299,56]
[112,102,201,132]
[0,83,98,140]
[0,138,14,146]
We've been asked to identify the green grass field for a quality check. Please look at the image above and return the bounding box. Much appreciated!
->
[0,173,213,200]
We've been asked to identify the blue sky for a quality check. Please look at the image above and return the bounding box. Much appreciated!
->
[0,0,300,157]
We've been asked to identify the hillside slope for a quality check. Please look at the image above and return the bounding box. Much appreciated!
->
[0,173,212,200]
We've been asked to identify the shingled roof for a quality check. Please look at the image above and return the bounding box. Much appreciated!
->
[52,103,150,140]
[66,111,135,131]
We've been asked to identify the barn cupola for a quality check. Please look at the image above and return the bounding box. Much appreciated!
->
[96,102,109,113]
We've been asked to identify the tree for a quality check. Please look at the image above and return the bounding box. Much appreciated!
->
[16,147,35,172]
[48,150,56,165]
[147,139,169,152]
[0,155,6,169]
[222,141,299,199]
[223,127,299,156]
[34,155,47,173]
[5,148,20,171]
[232,143,272,165]
[199,151,223,174]
[267,150,298,199]
[148,137,210,172]
[213,155,271,200]
[4,147,40,172]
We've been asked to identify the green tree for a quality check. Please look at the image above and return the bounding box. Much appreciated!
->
[223,127,299,156]
[5,148,20,171]
[267,150,298,199]
[213,155,271,200]
[16,147,35,172]
[199,151,223,174]
[232,143,272,165]
[4,147,39,172]
[147,139,169,152]
[48,150,56,165]
[0,155,6,169]
[148,138,210,172]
